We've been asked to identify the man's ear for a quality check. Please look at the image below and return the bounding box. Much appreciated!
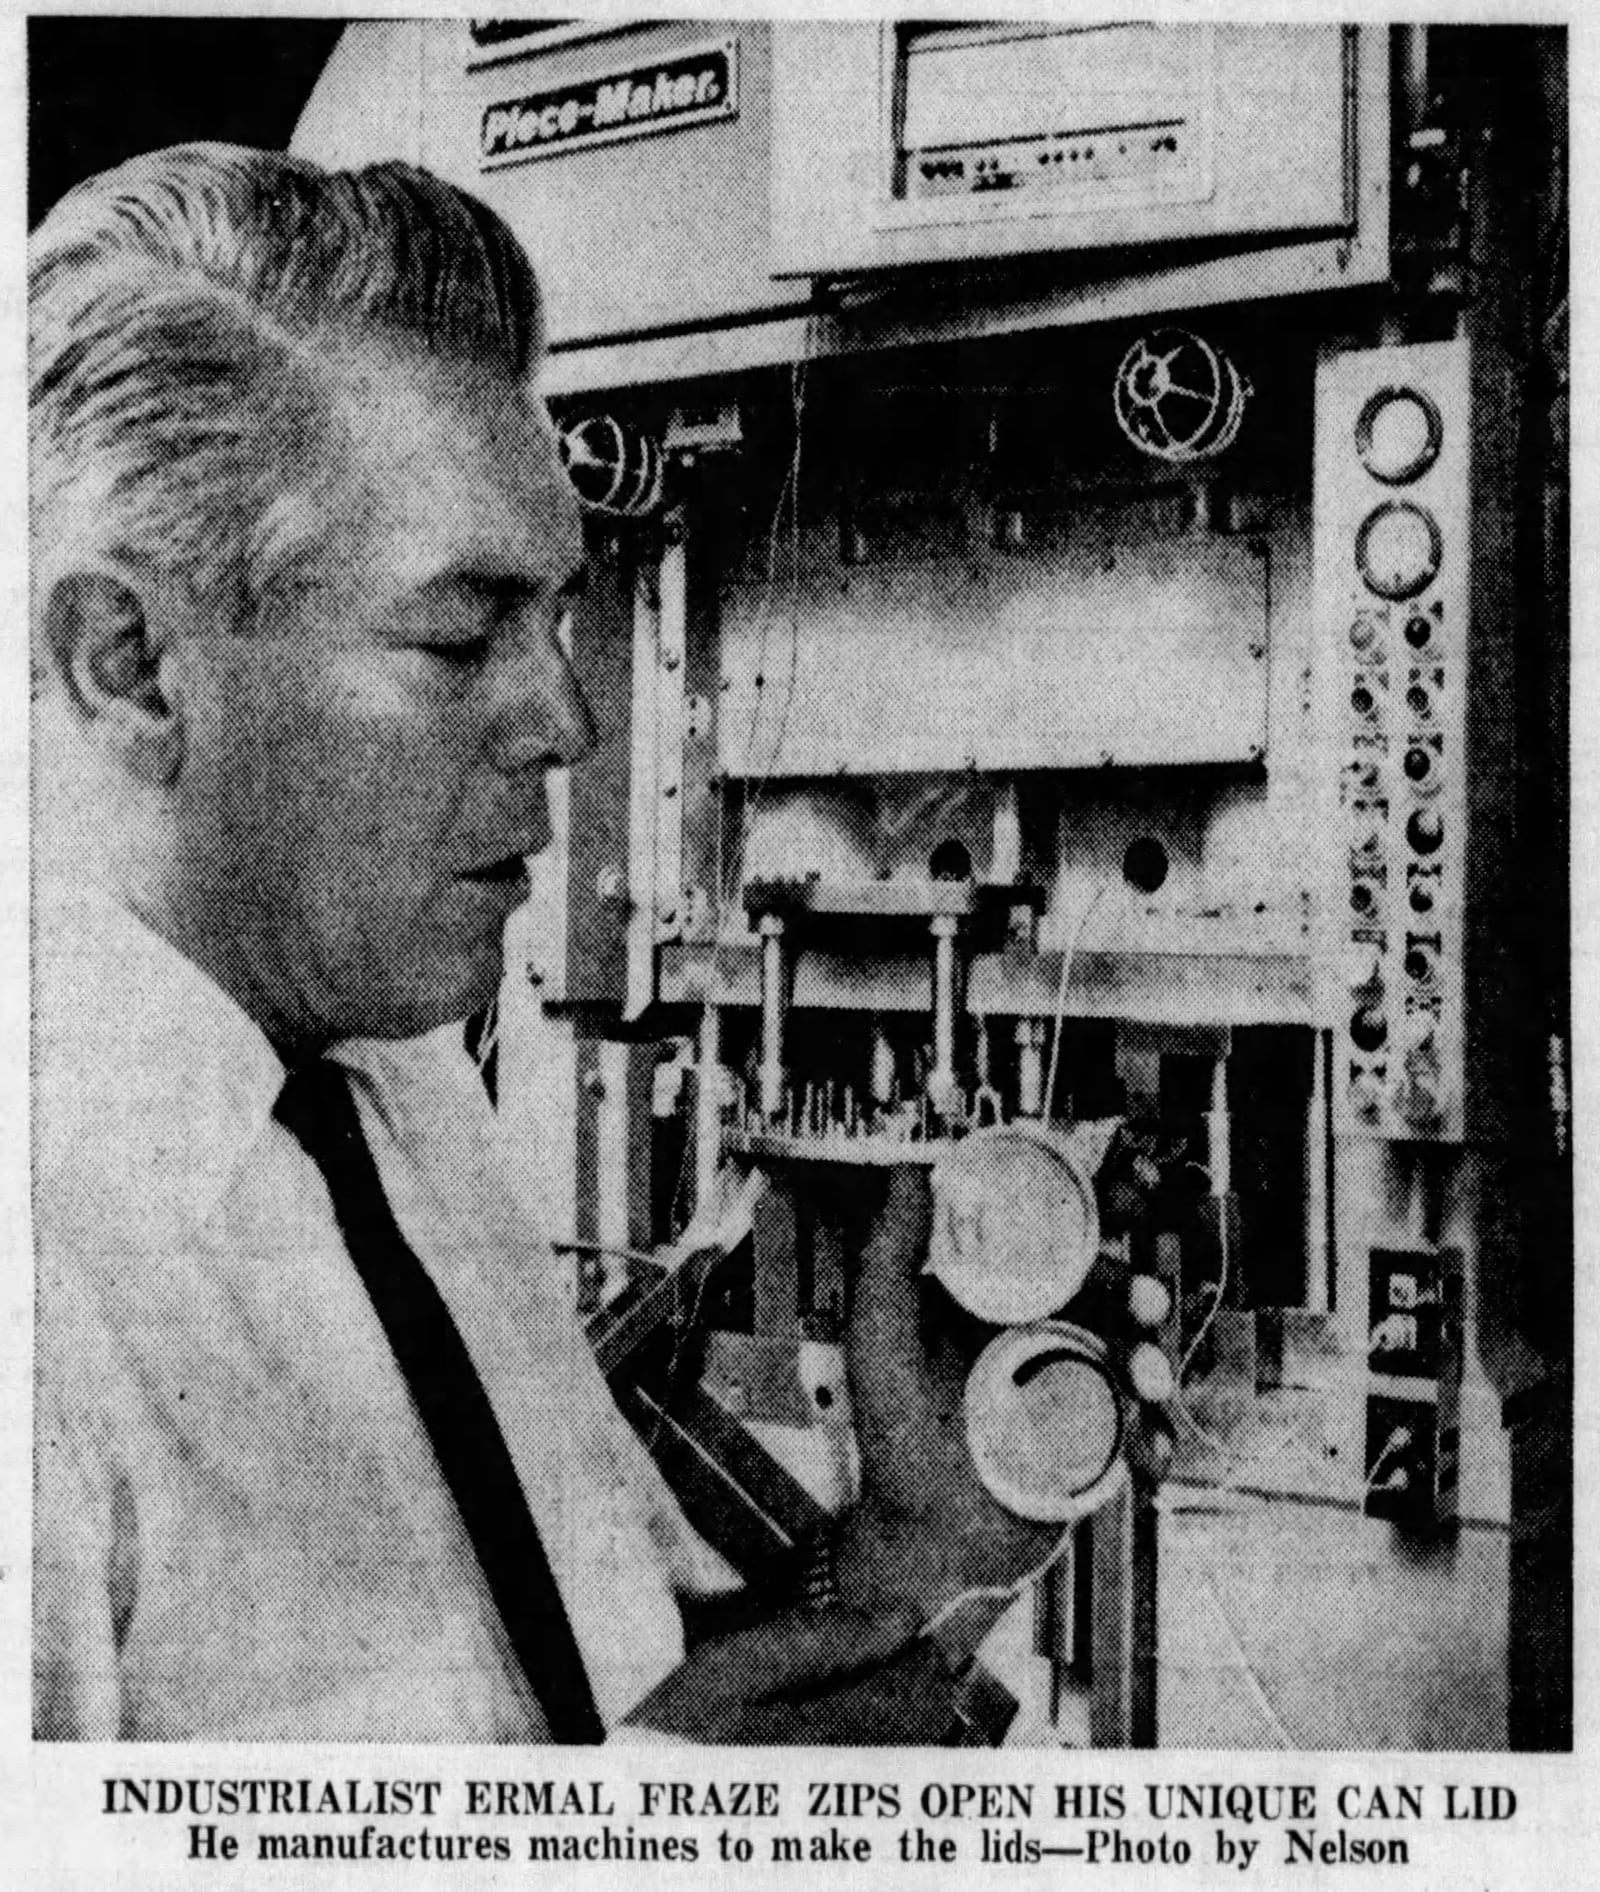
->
[41,570,183,785]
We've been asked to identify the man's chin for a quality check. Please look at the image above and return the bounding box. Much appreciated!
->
[349,942,507,1044]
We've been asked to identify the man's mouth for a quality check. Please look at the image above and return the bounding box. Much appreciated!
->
[462,851,532,887]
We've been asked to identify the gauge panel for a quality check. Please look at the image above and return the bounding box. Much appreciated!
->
[1356,501,1443,602]
[1315,340,1469,1143]
[1356,386,1443,485]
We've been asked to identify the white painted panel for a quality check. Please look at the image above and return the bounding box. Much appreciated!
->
[720,531,1270,777]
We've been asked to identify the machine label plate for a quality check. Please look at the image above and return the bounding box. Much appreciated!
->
[480,39,738,170]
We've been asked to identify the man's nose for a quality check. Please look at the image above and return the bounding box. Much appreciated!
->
[490,626,598,773]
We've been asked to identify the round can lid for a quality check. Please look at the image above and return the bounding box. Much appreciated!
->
[926,1124,1101,1325]
[964,1321,1127,1524]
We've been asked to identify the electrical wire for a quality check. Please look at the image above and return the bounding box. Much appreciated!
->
[700,351,812,1171]
[555,1238,662,1271]
[1166,1399,1337,1499]
[632,358,813,1453]
[592,1163,766,1452]
[1152,1417,1424,1760]
[647,1236,725,1452]
[1161,1425,1418,1752]
[650,1164,781,1453]
[762,359,809,786]
[733,428,797,782]
[1177,1196,1229,1386]
[1199,1572,1297,1749]
[1154,1413,1412,1755]
[721,355,811,921]
[919,1528,1077,1641]
[1162,1390,1419,1513]
[1166,1196,1348,1500]
[1163,1127,1332,1498]
[1041,883,1109,1123]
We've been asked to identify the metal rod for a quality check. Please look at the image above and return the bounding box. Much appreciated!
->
[870,1024,896,1111]
[992,780,1023,883]
[694,1001,722,1216]
[1206,1054,1231,1200]
[1016,1019,1047,1119]
[929,915,959,1115]
[758,915,786,1122]
[1305,1029,1331,1314]
[1398,24,1430,137]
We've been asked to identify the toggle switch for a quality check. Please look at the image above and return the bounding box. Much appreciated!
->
[1390,1028,1446,1128]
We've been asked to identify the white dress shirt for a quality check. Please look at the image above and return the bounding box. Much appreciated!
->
[33,880,729,1740]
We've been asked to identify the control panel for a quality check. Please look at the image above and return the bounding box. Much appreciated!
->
[905,124,1197,206]
[1364,1246,1463,1528]
[896,23,1212,213]
[1316,341,1470,1141]
[770,24,1378,283]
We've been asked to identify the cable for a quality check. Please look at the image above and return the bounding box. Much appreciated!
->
[1177,1212,1229,1387]
[723,355,810,917]
[1161,1432,1419,1753]
[1174,1056,1233,1391]
[737,435,796,774]
[1168,1211,1333,1495]
[555,1238,662,1271]
[920,1528,1077,1641]
[593,1164,767,1453]
[1041,883,1109,1123]
[1199,1573,1297,1749]
[1166,1397,1338,1499]
[706,365,803,959]
[760,359,808,785]
[700,353,812,1186]
[648,1237,724,1451]
[1161,1398,1420,1514]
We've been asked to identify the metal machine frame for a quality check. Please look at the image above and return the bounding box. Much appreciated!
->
[295,20,1569,1750]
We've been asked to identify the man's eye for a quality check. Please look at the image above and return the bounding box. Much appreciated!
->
[427,637,491,669]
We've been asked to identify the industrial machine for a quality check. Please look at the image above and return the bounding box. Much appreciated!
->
[296,20,1569,1748]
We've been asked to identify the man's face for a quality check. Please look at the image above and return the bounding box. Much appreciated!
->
[168,348,595,1048]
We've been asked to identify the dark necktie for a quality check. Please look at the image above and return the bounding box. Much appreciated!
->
[275,1060,605,1744]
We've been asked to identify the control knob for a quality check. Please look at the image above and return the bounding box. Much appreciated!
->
[1350,1004,1388,1054]
[1406,808,1444,856]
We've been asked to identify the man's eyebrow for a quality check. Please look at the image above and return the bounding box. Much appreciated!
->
[426,559,588,603]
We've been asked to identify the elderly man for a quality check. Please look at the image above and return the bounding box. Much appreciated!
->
[32,144,1157,1743]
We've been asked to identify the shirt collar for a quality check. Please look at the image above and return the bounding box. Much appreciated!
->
[36,879,288,1223]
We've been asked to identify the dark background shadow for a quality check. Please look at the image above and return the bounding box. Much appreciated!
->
[29,17,345,225]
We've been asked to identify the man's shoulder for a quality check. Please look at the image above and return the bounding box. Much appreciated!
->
[35,881,285,1224]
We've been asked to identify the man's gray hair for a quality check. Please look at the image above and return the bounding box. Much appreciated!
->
[30,143,544,641]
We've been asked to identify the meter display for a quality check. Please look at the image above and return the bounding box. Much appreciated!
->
[1356,387,1443,485]
[1356,501,1443,602]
